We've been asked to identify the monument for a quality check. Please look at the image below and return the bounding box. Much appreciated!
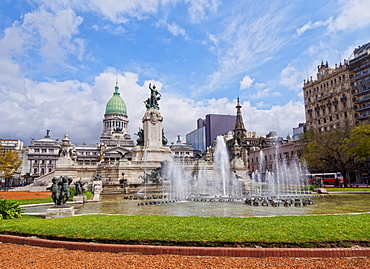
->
[124,84,171,184]
[45,176,75,218]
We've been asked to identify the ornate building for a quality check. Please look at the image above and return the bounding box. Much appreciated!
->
[303,60,355,132]
[100,82,134,148]
[27,131,60,176]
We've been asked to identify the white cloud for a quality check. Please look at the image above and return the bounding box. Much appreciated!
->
[280,64,303,90]
[186,0,220,23]
[244,101,305,137]
[0,62,304,145]
[92,24,126,35]
[201,2,292,94]
[0,7,84,73]
[167,22,188,39]
[35,0,219,24]
[246,83,281,100]
[328,0,370,32]
[239,75,254,90]
[296,19,332,36]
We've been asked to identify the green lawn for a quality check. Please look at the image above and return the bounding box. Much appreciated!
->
[1,213,369,247]
[11,191,93,205]
[326,188,370,192]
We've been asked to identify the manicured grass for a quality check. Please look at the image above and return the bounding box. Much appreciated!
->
[14,197,54,205]
[326,188,370,192]
[1,214,369,247]
[11,191,93,205]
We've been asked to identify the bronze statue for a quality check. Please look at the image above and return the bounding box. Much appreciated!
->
[60,176,73,204]
[74,179,87,196]
[47,176,73,205]
[162,128,168,146]
[46,177,61,205]
[144,83,161,109]
[135,127,144,146]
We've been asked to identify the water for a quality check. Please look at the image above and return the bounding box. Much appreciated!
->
[162,136,244,200]
[249,146,309,199]
[23,194,370,217]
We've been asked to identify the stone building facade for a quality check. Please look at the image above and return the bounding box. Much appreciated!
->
[27,132,60,176]
[302,60,355,132]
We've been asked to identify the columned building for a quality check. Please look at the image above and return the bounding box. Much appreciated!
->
[303,60,355,132]
[100,82,134,148]
[27,131,60,176]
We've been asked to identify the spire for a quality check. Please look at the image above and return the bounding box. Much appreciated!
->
[114,80,120,95]
[235,98,246,131]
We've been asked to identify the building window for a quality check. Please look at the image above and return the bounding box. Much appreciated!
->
[42,149,47,153]
[49,149,54,153]
[34,149,40,153]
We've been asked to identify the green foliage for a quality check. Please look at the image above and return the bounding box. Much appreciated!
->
[346,124,370,160]
[302,184,317,192]
[301,126,368,186]
[0,199,22,219]
[0,147,22,179]
[84,191,93,200]
[69,187,76,200]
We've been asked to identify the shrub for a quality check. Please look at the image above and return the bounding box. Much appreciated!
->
[302,184,318,192]
[0,199,22,219]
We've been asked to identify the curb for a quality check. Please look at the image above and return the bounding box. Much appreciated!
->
[0,235,369,257]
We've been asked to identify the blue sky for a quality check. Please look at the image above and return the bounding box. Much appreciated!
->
[1,0,370,145]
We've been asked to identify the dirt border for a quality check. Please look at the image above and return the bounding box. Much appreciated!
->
[1,234,369,257]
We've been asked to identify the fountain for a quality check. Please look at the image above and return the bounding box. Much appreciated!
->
[246,144,312,207]
[161,136,247,202]
[141,134,312,208]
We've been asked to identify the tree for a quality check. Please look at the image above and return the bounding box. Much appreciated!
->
[0,146,22,190]
[346,124,370,159]
[301,126,359,187]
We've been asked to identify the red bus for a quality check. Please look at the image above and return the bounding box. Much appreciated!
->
[306,172,344,185]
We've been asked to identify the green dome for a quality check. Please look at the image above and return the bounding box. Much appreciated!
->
[105,84,127,115]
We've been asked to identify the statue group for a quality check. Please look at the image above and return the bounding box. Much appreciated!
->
[46,176,73,206]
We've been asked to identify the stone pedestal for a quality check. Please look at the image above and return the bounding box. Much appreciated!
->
[46,206,74,219]
[90,181,103,201]
[73,195,86,203]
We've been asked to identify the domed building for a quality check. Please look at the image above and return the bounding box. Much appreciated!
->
[100,82,134,148]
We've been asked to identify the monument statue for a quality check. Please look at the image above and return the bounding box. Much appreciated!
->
[162,128,168,146]
[60,176,73,204]
[144,83,161,109]
[47,177,61,205]
[46,176,73,206]
[135,127,144,146]
[142,167,162,183]
[74,179,87,196]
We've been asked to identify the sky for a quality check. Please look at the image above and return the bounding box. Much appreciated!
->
[1,0,370,146]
